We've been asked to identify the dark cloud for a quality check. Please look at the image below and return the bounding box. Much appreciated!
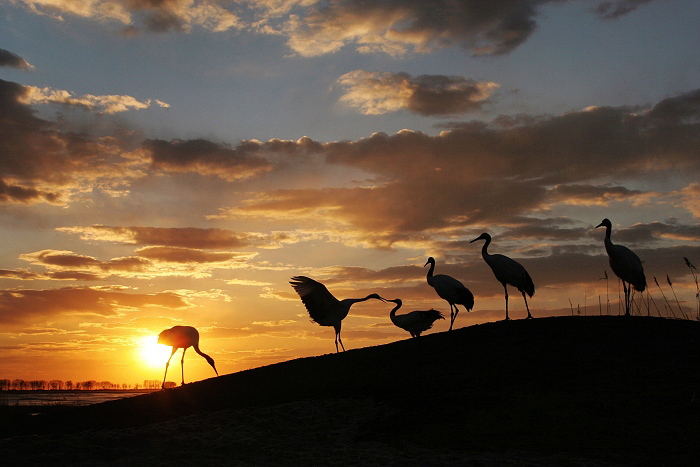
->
[20,250,151,276]
[126,227,248,249]
[408,75,499,116]
[548,184,645,205]
[646,88,700,123]
[0,269,43,280]
[143,138,274,181]
[594,0,655,19]
[62,225,252,249]
[498,218,589,241]
[142,10,185,32]
[338,71,498,116]
[288,0,545,56]
[135,246,241,263]
[0,48,32,69]
[283,0,660,57]
[0,178,61,204]
[609,221,700,244]
[0,286,188,325]
[0,79,131,204]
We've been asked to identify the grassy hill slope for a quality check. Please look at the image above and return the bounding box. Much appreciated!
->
[2,316,699,464]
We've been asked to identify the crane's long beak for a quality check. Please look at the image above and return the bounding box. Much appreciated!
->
[595,222,604,229]
[469,237,479,243]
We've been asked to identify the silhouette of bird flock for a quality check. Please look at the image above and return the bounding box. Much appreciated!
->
[158,219,649,385]
[288,219,647,353]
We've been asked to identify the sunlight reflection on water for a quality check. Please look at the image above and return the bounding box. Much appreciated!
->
[0,391,154,407]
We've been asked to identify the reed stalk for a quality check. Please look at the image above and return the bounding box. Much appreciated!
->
[655,276,677,319]
[683,257,699,320]
[667,275,688,320]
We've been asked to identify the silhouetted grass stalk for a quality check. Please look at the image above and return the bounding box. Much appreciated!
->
[667,275,688,320]
[683,257,699,320]
[648,292,663,317]
[655,276,677,319]
[605,271,610,315]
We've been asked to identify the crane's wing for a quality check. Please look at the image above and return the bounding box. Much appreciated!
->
[290,276,339,321]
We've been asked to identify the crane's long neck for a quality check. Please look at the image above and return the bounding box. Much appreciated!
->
[194,344,218,375]
[426,260,435,279]
[346,295,376,307]
[480,236,492,260]
[389,302,401,322]
[603,224,614,252]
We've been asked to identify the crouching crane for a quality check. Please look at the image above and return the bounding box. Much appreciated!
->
[385,298,444,338]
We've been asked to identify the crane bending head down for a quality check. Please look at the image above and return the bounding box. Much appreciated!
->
[158,325,218,389]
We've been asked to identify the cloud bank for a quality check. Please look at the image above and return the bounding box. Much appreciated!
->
[11,0,661,55]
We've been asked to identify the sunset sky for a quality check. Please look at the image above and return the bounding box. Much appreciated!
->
[1,0,699,386]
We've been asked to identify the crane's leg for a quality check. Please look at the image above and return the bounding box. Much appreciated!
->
[622,282,630,316]
[338,331,345,352]
[180,348,187,385]
[162,347,177,389]
[335,326,345,352]
[504,284,510,321]
[523,292,533,319]
[448,304,454,331]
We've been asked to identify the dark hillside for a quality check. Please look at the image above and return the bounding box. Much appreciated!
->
[2,316,699,465]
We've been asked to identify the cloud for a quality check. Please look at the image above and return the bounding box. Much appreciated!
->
[0,286,189,325]
[606,221,700,244]
[279,0,542,57]
[19,85,168,114]
[213,89,700,247]
[337,71,499,116]
[16,0,242,33]
[138,138,275,181]
[277,0,660,57]
[19,248,254,279]
[0,178,61,204]
[12,1,660,52]
[0,268,44,280]
[135,246,242,263]
[58,226,253,249]
[58,225,302,250]
[593,0,655,19]
[0,48,34,69]
[0,79,147,205]
[546,184,648,207]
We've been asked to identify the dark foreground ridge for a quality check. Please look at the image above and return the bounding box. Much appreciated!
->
[2,316,699,465]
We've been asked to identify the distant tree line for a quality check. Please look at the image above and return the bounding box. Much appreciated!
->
[0,379,163,391]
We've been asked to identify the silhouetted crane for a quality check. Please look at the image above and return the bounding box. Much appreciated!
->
[158,325,218,389]
[385,298,444,337]
[596,218,646,316]
[290,276,384,352]
[470,233,534,321]
[424,257,474,330]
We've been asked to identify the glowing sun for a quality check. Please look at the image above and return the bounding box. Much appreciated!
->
[138,335,173,367]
